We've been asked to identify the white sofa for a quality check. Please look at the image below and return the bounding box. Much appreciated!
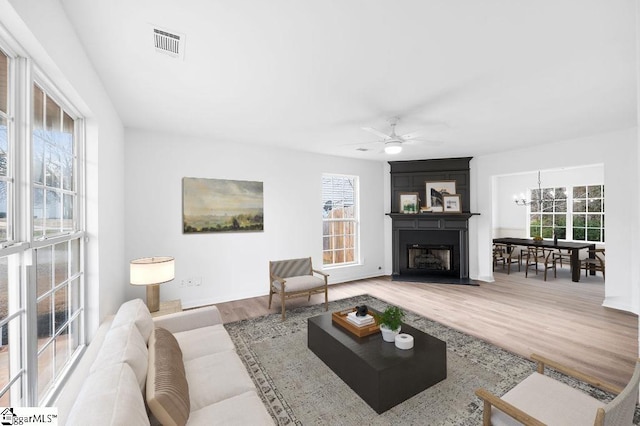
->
[55,299,273,425]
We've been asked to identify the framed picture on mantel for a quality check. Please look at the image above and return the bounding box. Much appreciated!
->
[399,192,419,214]
[425,180,456,209]
[443,194,462,213]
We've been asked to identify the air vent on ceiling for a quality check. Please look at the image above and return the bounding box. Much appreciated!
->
[356,148,370,152]
[152,26,186,60]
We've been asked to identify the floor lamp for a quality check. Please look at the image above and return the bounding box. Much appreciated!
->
[130,256,175,312]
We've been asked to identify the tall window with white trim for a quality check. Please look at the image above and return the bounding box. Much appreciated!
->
[322,174,358,266]
[32,82,83,402]
[0,41,85,406]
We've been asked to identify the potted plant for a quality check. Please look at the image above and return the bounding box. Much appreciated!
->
[376,306,405,342]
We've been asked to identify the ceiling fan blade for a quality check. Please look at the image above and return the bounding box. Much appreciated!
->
[341,139,383,147]
[400,131,421,140]
[361,127,391,140]
[403,139,443,146]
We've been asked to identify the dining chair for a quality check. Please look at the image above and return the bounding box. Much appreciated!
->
[493,244,506,271]
[581,248,605,279]
[495,244,521,274]
[525,247,557,281]
[552,248,572,269]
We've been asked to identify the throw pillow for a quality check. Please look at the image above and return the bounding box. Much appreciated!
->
[147,327,190,426]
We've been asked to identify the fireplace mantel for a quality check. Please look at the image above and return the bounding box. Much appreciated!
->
[386,213,479,221]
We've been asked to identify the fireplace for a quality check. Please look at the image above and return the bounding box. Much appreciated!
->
[398,229,461,278]
[388,157,477,284]
[407,245,453,272]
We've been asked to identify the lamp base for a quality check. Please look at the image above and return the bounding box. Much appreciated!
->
[146,284,160,312]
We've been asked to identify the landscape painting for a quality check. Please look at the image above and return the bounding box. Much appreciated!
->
[183,177,264,233]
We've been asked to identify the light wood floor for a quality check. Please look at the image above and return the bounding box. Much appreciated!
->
[214,265,638,389]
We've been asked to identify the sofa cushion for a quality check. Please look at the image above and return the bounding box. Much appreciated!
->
[91,324,148,390]
[184,351,256,411]
[188,391,273,425]
[173,324,235,361]
[147,327,190,426]
[272,275,325,292]
[111,298,154,343]
[66,362,149,426]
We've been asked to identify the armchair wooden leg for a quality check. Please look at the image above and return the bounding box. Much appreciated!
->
[324,287,328,311]
[482,400,491,426]
[268,290,273,309]
[281,292,286,321]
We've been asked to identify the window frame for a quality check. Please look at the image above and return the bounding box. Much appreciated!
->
[322,173,360,268]
[0,37,87,407]
[527,184,605,244]
[29,71,86,405]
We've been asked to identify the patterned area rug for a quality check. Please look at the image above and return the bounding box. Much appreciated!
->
[224,295,637,425]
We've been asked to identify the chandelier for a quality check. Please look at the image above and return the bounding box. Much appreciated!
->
[513,171,542,208]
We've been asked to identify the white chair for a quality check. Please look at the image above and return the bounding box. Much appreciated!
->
[476,353,640,426]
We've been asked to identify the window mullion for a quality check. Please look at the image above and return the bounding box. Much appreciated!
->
[14,57,39,406]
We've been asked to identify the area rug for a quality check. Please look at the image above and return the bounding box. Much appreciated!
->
[224,295,637,425]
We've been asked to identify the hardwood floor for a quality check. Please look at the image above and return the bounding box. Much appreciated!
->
[213,265,638,389]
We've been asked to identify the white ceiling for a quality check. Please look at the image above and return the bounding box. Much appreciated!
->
[60,0,637,161]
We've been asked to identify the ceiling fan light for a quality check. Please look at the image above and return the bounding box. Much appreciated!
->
[384,141,402,154]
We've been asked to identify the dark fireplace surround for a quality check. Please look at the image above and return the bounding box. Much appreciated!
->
[388,158,477,284]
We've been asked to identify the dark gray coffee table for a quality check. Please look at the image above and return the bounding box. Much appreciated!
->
[307,312,447,414]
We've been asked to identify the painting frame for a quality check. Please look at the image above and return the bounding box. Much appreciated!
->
[425,180,457,210]
[399,192,420,214]
[182,177,264,233]
[443,194,462,213]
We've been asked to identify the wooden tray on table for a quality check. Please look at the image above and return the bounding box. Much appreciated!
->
[331,308,380,338]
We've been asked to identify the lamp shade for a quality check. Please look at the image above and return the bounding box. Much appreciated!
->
[130,257,175,285]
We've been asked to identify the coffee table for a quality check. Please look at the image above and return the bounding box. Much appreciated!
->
[307,312,447,414]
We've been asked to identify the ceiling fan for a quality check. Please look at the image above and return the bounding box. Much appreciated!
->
[360,117,439,154]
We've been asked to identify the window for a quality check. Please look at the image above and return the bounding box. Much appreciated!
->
[0,42,85,407]
[322,174,358,266]
[529,184,605,243]
[529,187,567,239]
[572,185,605,242]
[32,84,76,238]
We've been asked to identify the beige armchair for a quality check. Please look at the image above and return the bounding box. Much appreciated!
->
[268,257,329,320]
[476,353,640,426]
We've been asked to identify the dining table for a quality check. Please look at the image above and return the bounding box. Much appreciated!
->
[492,237,596,282]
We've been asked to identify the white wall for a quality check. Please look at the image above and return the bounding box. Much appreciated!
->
[1,0,126,335]
[470,127,639,313]
[493,165,604,238]
[124,129,386,308]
